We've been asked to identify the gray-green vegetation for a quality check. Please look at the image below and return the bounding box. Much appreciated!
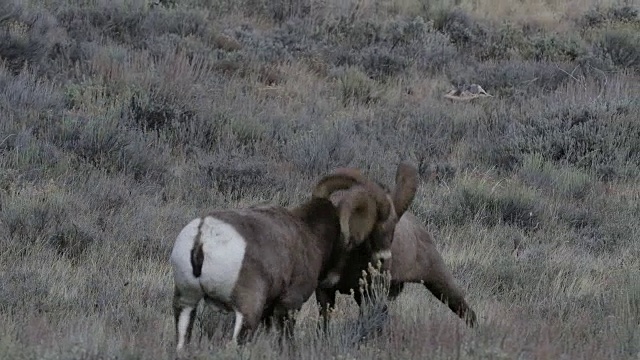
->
[0,0,638,358]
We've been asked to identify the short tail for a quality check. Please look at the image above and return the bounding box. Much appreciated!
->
[190,220,205,278]
[190,242,204,277]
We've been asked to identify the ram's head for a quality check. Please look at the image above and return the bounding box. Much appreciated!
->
[312,162,419,286]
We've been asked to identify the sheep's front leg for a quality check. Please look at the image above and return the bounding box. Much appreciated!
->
[261,304,275,332]
[281,312,297,354]
[387,281,405,300]
[270,305,296,352]
[315,288,336,334]
[282,313,295,342]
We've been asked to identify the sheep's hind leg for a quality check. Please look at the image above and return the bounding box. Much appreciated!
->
[229,309,262,347]
[421,244,477,327]
[231,311,245,344]
[422,280,477,327]
[173,286,201,352]
[230,286,267,346]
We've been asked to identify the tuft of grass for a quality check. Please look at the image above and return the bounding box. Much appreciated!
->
[519,153,593,200]
[1,182,69,246]
[286,120,357,176]
[427,173,543,231]
[351,261,393,343]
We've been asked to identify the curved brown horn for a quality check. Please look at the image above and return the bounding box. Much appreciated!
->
[392,162,419,218]
[313,168,391,221]
[312,168,364,199]
[339,188,377,248]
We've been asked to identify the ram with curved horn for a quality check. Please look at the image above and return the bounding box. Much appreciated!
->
[315,162,477,337]
[169,170,386,352]
[312,162,420,330]
[311,167,394,288]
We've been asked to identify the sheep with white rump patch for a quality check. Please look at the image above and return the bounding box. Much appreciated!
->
[170,170,390,351]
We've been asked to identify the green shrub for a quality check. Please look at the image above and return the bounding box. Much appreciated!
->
[338,67,378,105]
[322,16,456,78]
[142,5,212,38]
[0,2,63,76]
[478,22,529,61]
[243,0,313,23]
[593,28,640,70]
[47,223,95,263]
[198,160,283,201]
[525,34,587,62]
[580,5,639,28]
[513,104,640,179]
[432,8,486,49]
[57,2,147,46]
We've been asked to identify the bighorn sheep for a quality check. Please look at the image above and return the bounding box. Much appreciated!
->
[314,164,419,290]
[169,170,392,351]
[315,163,477,335]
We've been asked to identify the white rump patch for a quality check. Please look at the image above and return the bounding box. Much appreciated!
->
[373,249,392,261]
[198,216,247,303]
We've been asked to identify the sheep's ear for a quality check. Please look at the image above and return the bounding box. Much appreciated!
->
[339,190,377,248]
[392,162,419,218]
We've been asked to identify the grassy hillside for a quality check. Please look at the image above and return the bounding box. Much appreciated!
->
[1,0,639,358]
